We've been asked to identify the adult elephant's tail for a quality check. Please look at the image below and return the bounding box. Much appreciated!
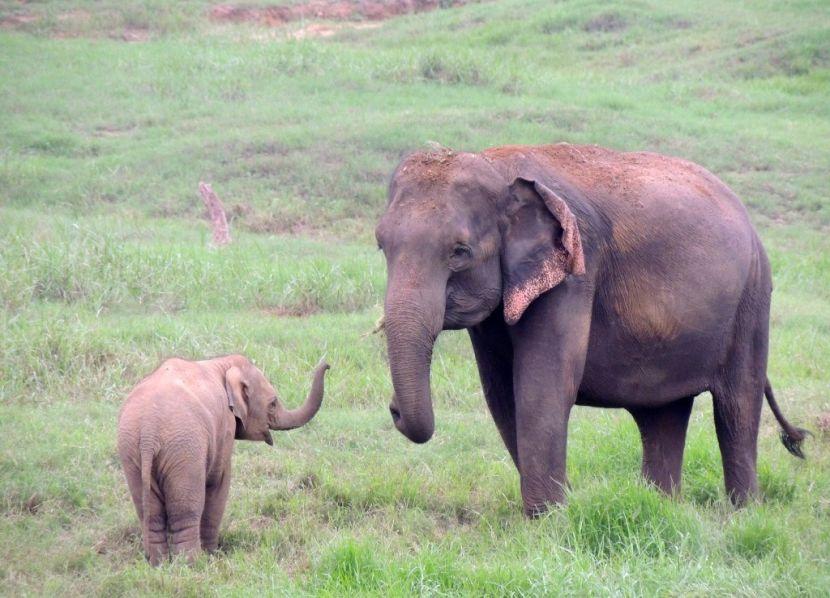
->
[765,378,811,458]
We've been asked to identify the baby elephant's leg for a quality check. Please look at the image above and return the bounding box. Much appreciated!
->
[201,471,230,552]
[124,459,168,565]
[143,484,169,566]
[164,469,206,563]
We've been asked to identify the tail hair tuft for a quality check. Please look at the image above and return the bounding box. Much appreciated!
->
[779,427,812,459]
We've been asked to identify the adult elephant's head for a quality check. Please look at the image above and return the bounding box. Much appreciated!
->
[376,148,585,443]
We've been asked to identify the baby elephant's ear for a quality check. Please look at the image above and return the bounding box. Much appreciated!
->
[224,366,249,438]
[501,177,585,325]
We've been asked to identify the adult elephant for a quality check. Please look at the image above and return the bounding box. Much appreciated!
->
[375,143,808,516]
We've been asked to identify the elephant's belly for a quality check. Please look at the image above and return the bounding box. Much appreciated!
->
[577,328,717,408]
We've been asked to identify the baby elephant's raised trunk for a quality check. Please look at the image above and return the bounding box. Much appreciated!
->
[270,360,329,430]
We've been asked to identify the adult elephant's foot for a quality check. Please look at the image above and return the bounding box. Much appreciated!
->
[521,475,568,517]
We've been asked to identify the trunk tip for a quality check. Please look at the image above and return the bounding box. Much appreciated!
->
[390,402,434,443]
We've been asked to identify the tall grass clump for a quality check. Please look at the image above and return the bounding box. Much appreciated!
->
[418,52,488,86]
[725,508,791,560]
[278,261,380,315]
[682,437,723,506]
[758,461,799,504]
[0,212,383,315]
[566,480,701,557]
[312,538,386,593]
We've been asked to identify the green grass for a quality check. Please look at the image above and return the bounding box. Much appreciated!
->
[1,0,829,594]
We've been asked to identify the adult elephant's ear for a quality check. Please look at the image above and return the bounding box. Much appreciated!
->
[225,366,249,438]
[501,177,585,325]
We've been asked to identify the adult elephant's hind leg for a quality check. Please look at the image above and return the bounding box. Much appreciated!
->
[628,397,694,495]
[712,276,768,506]
[712,372,764,506]
[712,378,763,505]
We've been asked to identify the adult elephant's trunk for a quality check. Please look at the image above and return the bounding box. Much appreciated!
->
[270,360,329,430]
[385,285,445,444]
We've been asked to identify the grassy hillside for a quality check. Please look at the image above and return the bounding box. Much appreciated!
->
[1,0,829,594]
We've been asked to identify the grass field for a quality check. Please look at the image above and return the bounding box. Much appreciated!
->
[1,0,829,594]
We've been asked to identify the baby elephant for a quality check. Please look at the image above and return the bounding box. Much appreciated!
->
[117,354,329,565]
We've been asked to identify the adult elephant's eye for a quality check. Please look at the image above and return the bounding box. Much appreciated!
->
[452,244,472,258]
[449,244,473,270]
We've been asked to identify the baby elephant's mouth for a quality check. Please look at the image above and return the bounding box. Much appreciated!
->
[264,431,274,446]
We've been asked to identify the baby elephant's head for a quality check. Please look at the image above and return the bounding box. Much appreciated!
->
[224,358,329,445]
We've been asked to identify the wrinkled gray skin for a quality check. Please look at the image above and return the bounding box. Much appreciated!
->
[376,143,807,516]
[118,355,329,564]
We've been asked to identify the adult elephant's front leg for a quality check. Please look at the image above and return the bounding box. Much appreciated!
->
[469,311,517,467]
[509,283,591,516]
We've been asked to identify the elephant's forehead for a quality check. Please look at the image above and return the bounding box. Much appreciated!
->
[388,191,451,219]
[381,205,456,245]
[391,150,494,197]
[387,179,489,217]
[396,148,465,184]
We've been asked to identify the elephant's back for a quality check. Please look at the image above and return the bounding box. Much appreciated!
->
[533,144,747,224]
[118,361,217,451]
[485,142,758,287]
[484,143,755,243]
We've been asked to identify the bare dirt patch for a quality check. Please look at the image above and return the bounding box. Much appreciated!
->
[261,304,322,318]
[583,12,627,33]
[0,8,150,42]
[209,0,467,27]
[0,13,37,29]
[291,21,381,39]
[94,525,141,556]
[93,124,138,138]
[110,27,151,43]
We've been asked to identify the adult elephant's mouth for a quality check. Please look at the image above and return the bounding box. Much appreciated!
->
[444,287,501,330]
[389,402,402,423]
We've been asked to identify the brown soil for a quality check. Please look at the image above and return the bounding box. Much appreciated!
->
[1,1,467,39]
[94,525,141,555]
[0,13,37,28]
[397,146,458,186]
[209,0,467,27]
[583,12,627,33]
[110,27,151,43]
[24,493,42,515]
[261,304,322,318]
[0,9,149,41]
[290,21,381,39]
